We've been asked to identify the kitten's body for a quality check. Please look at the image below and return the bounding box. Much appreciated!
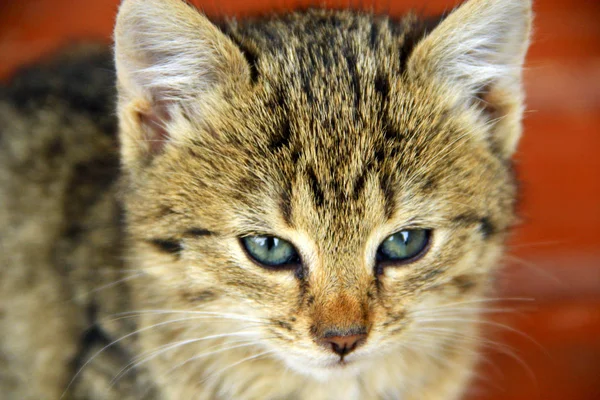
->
[0,1,531,399]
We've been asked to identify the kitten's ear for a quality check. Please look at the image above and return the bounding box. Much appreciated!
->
[114,0,250,166]
[408,0,532,159]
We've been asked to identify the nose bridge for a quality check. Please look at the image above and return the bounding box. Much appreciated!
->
[313,250,369,293]
[311,292,368,337]
[309,255,371,337]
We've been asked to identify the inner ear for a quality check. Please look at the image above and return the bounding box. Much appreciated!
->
[475,85,501,121]
[137,100,173,155]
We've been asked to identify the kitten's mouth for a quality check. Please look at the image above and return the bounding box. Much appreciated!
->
[332,359,354,369]
[282,352,365,380]
[329,356,353,367]
[315,359,350,369]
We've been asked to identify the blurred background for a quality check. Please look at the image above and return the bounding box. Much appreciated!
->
[1,0,598,399]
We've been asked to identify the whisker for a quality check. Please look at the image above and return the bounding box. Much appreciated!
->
[201,349,277,385]
[418,297,535,310]
[62,316,261,398]
[411,306,521,317]
[478,338,539,393]
[104,309,266,324]
[134,338,273,399]
[163,336,278,378]
[503,254,563,286]
[508,240,563,250]
[66,272,145,303]
[415,327,508,351]
[416,317,548,357]
[407,329,526,394]
[110,330,262,386]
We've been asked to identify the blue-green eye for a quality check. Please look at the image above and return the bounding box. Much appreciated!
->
[241,235,300,269]
[377,229,431,265]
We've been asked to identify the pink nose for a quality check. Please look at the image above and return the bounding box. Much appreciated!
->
[320,333,367,357]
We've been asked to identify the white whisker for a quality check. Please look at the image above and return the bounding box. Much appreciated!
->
[201,349,277,385]
[163,338,277,378]
[66,272,145,303]
[110,330,262,386]
[104,309,266,324]
[62,316,261,398]
[416,316,547,355]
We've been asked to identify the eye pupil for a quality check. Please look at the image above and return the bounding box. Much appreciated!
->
[268,237,278,250]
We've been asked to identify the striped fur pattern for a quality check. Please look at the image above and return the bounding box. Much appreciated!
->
[0,0,531,398]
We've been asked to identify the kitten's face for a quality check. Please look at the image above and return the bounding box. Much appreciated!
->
[116,0,529,383]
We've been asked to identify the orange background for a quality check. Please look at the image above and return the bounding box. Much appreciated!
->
[1,0,599,399]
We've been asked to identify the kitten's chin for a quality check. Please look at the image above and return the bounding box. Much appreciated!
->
[283,356,366,382]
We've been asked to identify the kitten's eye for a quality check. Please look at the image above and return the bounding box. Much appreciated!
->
[241,235,300,269]
[377,229,431,265]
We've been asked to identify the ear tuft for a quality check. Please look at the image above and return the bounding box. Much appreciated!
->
[115,0,249,103]
[409,0,533,158]
[114,0,250,165]
[136,100,172,155]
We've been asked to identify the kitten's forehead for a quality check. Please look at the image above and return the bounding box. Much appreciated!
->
[221,13,412,209]
[164,10,511,241]
[230,10,406,108]
[225,88,447,243]
[224,10,449,184]
[228,9,423,73]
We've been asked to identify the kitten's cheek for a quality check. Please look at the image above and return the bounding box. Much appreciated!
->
[377,266,414,282]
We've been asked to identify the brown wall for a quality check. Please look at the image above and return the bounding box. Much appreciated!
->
[1,1,599,399]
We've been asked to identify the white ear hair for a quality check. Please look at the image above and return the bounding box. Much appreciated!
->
[114,0,249,104]
[409,0,533,158]
[409,0,532,95]
[113,0,249,165]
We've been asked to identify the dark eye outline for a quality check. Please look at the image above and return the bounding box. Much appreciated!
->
[375,229,432,272]
[239,235,302,271]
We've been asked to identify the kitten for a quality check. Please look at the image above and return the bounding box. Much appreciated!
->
[0,0,532,398]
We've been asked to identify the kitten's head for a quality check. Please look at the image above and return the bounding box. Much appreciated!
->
[115,0,531,380]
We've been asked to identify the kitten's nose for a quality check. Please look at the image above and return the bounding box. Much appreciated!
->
[319,331,367,357]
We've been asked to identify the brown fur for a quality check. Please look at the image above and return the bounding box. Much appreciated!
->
[0,0,532,398]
